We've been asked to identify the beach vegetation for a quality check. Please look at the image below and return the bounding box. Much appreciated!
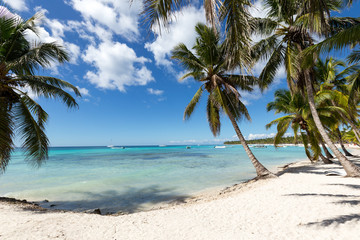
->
[253,0,360,176]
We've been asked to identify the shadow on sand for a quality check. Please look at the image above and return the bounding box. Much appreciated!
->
[3,185,189,215]
[305,214,360,227]
[277,163,343,177]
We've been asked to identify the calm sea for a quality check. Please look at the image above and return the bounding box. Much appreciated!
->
[0,145,306,213]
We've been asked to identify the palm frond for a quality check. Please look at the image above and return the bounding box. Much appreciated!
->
[347,49,360,64]
[226,75,257,91]
[220,0,252,71]
[140,0,183,31]
[7,42,69,75]
[250,17,278,36]
[14,76,80,108]
[171,43,205,73]
[184,86,203,120]
[258,44,286,90]
[15,95,49,167]
[207,93,221,136]
[274,116,292,146]
[303,21,360,65]
[0,101,14,173]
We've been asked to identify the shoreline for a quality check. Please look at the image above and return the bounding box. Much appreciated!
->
[0,145,356,215]
[1,149,360,239]
[0,144,360,216]
[0,157,304,216]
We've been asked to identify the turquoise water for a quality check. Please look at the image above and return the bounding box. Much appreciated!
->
[0,145,306,213]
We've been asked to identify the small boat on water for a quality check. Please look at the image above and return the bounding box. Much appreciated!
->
[214,146,226,149]
[107,145,114,148]
[159,145,167,147]
[186,146,191,149]
[253,145,267,148]
[111,146,125,149]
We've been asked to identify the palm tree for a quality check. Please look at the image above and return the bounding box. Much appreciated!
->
[171,23,274,178]
[253,0,360,176]
[314,57,360,143]
[266,89,334,163]
[0,12,81,172]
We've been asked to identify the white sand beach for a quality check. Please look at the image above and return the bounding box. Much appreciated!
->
[1,150,360,240]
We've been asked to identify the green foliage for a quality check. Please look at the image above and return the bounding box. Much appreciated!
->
[0,12,80,172]
[224,136,302,145]
[172,23,254,137]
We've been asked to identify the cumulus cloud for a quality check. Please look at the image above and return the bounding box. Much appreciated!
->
[145,6,206,67]
[3,0,28,11]
[67,0,142,41]
[82,41,154,92]
[147,88,164,95]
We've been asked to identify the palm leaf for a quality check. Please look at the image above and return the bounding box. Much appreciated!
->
[184,86,203,120]
[15,95,49,167]
[0,101,14,173]
[171,43,205,73]
[207,93,221,136]
[7,42,69,75]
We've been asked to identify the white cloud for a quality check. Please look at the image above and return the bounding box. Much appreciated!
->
[247,133,276,140]
[248,0,267,18]
[82,40,154,92]
[18,85,38,100]
[145,6,206,67]
[3,0,28,11]
[0,6,16,19]
[67,0,142,41]
[147,88,164,95]
[247,132,293,140]
[76,86,90,96]
[239,87,265,106]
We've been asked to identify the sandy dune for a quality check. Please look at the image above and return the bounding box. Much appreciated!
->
[1,154,360,239]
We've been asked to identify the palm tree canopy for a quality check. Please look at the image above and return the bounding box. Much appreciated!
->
[171,23,256,136]
[0,12,81,172]
[252,0,355,93]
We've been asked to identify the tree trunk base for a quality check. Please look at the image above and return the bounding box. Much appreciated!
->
[255,172,278,179]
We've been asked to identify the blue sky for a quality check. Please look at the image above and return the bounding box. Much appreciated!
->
[5,0,360,146]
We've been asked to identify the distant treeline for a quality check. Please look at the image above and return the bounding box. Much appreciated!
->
[224,136,303,145]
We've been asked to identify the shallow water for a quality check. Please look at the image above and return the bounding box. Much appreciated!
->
[0,145,306,213]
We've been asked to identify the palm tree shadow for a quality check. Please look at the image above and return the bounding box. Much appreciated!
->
[277,163,343,176]
[305,214,360,227]
[28,185,189,215]
[333,200,360,205]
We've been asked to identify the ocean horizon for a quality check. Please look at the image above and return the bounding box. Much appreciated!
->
[1,145,307,213]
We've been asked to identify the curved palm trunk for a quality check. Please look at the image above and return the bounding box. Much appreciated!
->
[319,137,334,159]
[304,70,360,176]
[336,128,353,157]
[319,152,333,164]
[227,111,275,178]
